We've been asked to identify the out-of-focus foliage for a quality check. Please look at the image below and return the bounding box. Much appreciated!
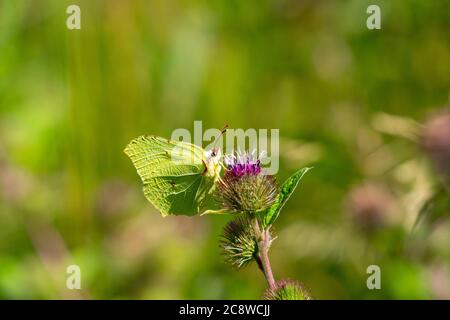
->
[0,0,449,299]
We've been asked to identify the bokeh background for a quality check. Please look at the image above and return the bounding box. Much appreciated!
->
[0,0,449,299]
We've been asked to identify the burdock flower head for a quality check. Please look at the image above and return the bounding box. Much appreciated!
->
[220,215,258,268]
[217,150,278,213]
[345,183,394,230]
[263,279,312,300]
[421,108,450,184]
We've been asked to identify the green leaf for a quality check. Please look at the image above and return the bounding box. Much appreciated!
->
[263,167,312,227]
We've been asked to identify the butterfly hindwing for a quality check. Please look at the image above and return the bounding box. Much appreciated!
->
[124,135,216,216]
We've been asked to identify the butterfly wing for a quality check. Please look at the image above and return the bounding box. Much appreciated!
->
[124,135,218,216]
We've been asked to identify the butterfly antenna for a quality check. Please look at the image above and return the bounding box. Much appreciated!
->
[213,124,229,150]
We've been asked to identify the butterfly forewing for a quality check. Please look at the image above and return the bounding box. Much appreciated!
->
[124,135,217,216]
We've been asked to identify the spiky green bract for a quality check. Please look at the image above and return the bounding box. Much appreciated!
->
[217,174,278,213]
[220,216,259,268]
[264,279,312,300]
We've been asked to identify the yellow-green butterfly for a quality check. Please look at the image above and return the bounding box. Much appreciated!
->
[124,132,225,217]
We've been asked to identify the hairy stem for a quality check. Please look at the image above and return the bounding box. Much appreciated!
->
[252,216,276,290]
[259,229,276,290]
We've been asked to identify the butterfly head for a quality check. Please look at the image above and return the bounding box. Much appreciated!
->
[204,148,222,177]
[204,125,228,178]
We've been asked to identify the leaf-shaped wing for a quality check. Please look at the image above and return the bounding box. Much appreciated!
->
[263,167,312,227]
[124,135,216,216]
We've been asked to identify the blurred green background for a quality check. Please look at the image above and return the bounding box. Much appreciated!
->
[0,0,449,299]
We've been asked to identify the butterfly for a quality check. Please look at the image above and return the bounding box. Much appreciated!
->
[124,129,227,217]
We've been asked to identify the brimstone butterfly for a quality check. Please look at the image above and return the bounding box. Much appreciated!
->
[124,135,224,217]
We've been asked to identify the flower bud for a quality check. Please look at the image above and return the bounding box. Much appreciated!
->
[264,279,312,300]
[345,183,393,230]
[220,216,258,268]
[421,109,450,184]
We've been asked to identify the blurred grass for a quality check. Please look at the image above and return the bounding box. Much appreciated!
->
[0,0,449,299]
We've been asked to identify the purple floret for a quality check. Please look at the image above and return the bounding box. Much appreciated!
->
[224,151,262,177]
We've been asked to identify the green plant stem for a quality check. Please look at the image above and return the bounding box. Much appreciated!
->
[252,216,276,290]
[260,229,276,290]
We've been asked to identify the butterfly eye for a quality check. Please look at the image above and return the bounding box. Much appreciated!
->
[212,151,216,157]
